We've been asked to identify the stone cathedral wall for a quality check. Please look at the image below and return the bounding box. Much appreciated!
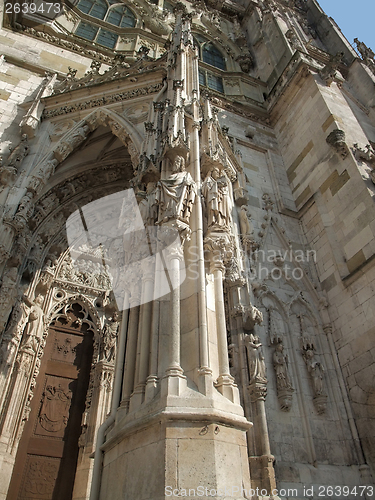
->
[0,0,375,498]
[272,67,375,473]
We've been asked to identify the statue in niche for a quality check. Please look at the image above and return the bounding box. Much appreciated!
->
[69,125,90,149]
[273,341,294,411]
[273,342,293,390]
[156,155,196,224]
[15,191,34,220]
[6,134,29,170]
[1,296,30,365]
[21,295,45,352]
[139,181,158,226]
[245,333,267,384]
[239,205,254,236]
[303,347,325,396]
[101,312,120,363]
[0,266,19,330]
[202,166,232,230]
[39,255,58,287]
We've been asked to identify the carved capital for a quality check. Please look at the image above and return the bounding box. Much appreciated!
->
[204,234,233,271]
[248,381,267,402]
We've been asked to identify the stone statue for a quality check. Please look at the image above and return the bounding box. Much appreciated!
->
[4,296,30,341]
[101,312,120,362]
[273,342,293,390]
[15,191,34,219]
[245,333,267,384]
[303,347,325,396]
[273,341,294,411]
[39,256,58,287]
[139,181,158,226]
[6,134,29,170]
[21,295,45,352]
[0,266,19,330]
[1,296,30,366]
[202,167,232,230]
[156,155,196,224]
[239,205,254,236]
[354,38,375,62]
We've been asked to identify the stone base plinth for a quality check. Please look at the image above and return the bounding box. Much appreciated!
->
[99,390,252,500]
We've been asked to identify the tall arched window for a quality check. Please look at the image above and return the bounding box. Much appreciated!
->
[106,5,136,27]
[76,0,136,27]
[77,0,108,20]
[202,43,226,70]
[193,35,226,71]
[75,0,136,49]
[193,35,225,93]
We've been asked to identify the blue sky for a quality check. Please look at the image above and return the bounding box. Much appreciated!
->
[317,0,375,52]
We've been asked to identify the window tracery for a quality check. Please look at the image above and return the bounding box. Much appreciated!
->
[194,34,225,93]
[74,0,136,48]
[193,35,226,71]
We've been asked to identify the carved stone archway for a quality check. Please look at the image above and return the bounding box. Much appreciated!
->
[0,114,132,499]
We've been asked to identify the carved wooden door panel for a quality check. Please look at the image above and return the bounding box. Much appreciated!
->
[7,304,94,500]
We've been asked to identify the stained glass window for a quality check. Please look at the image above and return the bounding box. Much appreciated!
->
[76,21,99,41]
[107,5,136,27]
[97,28,118,48]
[203,43,226,70]
[77,0,107,19]
[199,70,224,93]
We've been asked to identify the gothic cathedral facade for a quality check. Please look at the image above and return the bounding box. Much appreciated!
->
[0,0,374,498]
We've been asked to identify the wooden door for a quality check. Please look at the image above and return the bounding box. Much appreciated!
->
[7,303,94,500]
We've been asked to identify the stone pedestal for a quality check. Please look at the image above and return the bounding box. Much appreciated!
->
[99,390,252,500]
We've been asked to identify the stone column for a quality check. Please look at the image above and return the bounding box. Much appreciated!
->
[189,118,213,395]
[130,262,155,409]
[144,298,159,402]
[161,242,187,397]
[245,334,276,494]
[205,236,239,403]
[120,290,141,414]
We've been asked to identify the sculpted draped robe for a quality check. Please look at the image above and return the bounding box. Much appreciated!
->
[156,171,196,223]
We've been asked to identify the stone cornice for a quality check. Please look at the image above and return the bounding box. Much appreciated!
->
[42,82,165,119]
